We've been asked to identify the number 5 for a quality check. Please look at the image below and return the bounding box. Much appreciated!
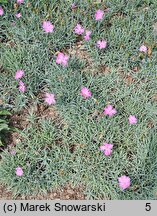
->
[145,203,151,211]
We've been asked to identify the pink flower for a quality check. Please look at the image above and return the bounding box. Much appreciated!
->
[56,52,69,66]
[61,54,69,66]
[128,115,137,124]
[95,9,104,21]
[139,45,147,53]
[10,150,16,155]
[56,52,64,64]
[97,40,107,49]
[44,93,56,105]
[15,70,24,80]
[84,30,91,41]
[16,167,23,176]
[72,3,77,9]
[74,24,85,35]
[0,6,4,16]
[118,175,131,190]
[103,105,117,117]
[15,13,21,18]
[99,143,113,156]
[19,81,26,92]
[17,0,24,4]
[80,87,92,99]
[42,21,54,33]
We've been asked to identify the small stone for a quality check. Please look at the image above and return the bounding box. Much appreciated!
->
[67,189,74,195]
[16,139,21,143]
[65,195,70,199]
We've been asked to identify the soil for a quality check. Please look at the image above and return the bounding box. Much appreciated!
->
[0,184,86,200]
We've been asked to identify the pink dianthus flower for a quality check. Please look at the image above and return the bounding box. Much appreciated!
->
[84,30,92,41]
[128,115,137,124]
[56,52,69,66]
[15,70,24,80]
[74,24,84,35]
[95,9,104,21]
[0,6,4,16]
[44,93,56,105]
[80,87,92,99]
[99,143,113,156]
[16,167,23,176]
[103,105,117,117]
[19,81,26,92]
[42,21,54,33]
[97,40,107,49]
[17,0,24,4]
[139,45,147,53]
[118,175,131,190]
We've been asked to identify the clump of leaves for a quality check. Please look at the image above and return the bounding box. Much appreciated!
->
[0,109,11,146]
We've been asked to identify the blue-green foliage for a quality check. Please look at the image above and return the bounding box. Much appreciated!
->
[0,0,157,199]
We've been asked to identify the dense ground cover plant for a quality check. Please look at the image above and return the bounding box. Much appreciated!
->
[0,0,157,199]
